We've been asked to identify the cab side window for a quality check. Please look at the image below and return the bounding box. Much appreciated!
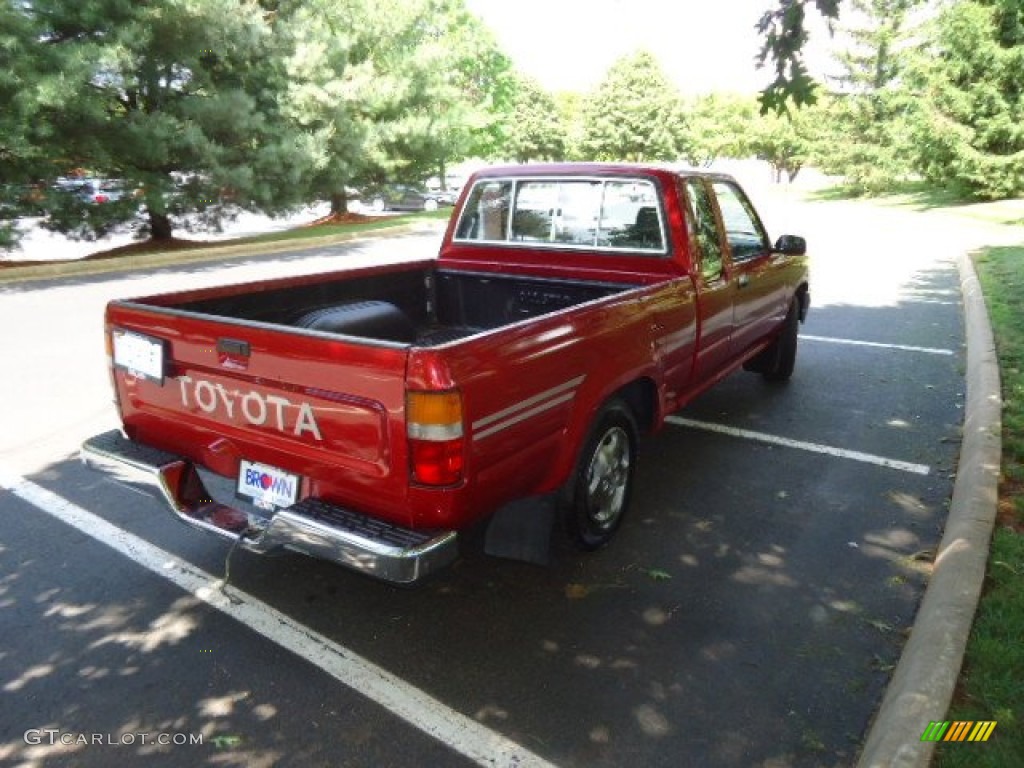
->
[710,181,769,262]
[685,178,725,283]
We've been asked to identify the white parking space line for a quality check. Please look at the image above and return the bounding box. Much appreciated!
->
[0,467,557,768]
[800,335,955,356]
[666,417,931,476]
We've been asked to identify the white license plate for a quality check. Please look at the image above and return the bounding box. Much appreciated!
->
[236,460,300,510]
[112,330,165,383]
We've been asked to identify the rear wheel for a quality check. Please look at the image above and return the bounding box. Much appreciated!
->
[564,399,637,550]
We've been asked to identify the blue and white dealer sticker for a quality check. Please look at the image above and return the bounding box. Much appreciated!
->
[236,460,300,510]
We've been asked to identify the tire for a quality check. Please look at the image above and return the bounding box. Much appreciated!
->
[564,399,637,551]
[423,198,439,212]
[762,297,800,382]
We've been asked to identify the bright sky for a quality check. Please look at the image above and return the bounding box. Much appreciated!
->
[465,0,838,95]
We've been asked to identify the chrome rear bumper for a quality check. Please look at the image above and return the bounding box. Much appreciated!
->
[81,430,458,584]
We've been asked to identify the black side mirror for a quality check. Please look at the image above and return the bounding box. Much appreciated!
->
[774,234,807,256]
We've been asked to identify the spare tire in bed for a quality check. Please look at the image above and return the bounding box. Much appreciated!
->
[293,300,416,343]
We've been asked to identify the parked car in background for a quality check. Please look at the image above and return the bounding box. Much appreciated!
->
[426,173,467,196]
[363,184,457,212]
[54,177,129,205]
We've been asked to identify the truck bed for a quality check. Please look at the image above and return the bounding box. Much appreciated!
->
[100,260,659,550]
[151,263,636,347]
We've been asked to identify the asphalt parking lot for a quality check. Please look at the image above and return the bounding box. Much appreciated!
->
[0,197,1015,767]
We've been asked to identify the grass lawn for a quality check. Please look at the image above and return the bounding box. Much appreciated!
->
[807,181,1024,227]
[241,207,451,245]
[934,244,1024,766]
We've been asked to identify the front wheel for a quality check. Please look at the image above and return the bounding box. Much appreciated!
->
[744,297,800,382]
[763,297,800,382]
[564,399,637,551]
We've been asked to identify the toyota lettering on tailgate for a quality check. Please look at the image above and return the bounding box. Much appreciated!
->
[177,375,323,441]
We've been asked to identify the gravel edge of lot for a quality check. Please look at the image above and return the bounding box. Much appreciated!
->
[856,249,1001,768]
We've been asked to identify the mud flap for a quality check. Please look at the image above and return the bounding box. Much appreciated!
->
[484,496,555,566]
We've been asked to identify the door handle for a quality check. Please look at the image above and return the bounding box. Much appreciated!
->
[737,274,750,289]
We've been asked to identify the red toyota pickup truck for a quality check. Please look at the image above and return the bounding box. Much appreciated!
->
[82,163,809,584]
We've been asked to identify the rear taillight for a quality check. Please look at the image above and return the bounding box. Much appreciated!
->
[94,194,109,204]
[103,328,121,407]
[407,390,464,486]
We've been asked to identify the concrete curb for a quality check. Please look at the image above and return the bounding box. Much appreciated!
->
[0,221,432,285]
[857,250,1002,767]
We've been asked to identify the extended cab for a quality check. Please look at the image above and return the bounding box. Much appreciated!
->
[82,163,809,584]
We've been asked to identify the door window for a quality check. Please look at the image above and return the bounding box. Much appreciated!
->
[710,181,769,262]
[685,179,725,283]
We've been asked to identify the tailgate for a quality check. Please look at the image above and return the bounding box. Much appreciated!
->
[108,302,413,522]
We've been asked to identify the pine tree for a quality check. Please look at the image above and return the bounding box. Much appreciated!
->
[816,0,922,194]
[0,3,53,247]
[580,51,686,162]
[505,76,567,164]
[908,0,1024,199]
[17,0,309,242]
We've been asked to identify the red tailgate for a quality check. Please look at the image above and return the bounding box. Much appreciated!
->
[108,302,416,526]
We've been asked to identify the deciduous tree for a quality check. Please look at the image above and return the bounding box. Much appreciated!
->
[280,0,512,215]
[424,1,516,181]
[749,103,822,182]
[757,0,843,111]
[681,94,758,167]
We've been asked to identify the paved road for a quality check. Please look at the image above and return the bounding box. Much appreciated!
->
[0,198,1016,767]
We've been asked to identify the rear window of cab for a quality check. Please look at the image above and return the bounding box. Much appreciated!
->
[453,177,668,254]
